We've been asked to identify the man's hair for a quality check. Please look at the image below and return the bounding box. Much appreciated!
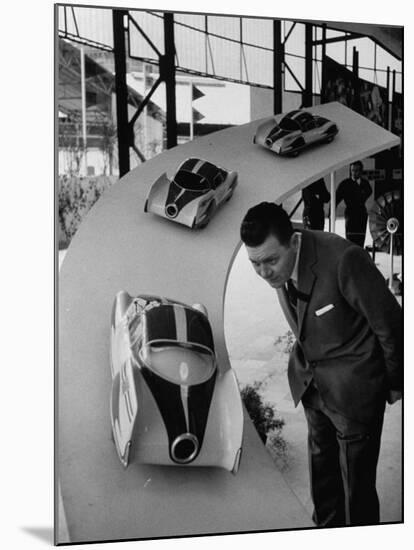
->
[240,202,293,247]
[351,160,363,170]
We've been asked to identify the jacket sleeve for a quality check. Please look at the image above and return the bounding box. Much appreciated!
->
[361,179,372,202]
[335,180,345,208]
[337,245,402,391]
[318,179,330,203]
[302,185,313,204]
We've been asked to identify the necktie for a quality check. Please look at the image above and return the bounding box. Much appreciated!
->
[286,279,298,308]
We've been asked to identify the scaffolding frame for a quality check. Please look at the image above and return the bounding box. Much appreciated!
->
[57,5,402,177]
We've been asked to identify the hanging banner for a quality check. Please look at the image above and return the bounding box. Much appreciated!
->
[322,56,389,129]
[391,91,403,136]
[358,77,388,128]
[321,56,359,111]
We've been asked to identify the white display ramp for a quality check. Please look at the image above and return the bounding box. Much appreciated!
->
[57,102,399,543]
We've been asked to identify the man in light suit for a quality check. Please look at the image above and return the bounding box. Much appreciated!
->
[240,202,402,527]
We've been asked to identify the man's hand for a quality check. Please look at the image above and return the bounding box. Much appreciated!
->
[387,390,402,404]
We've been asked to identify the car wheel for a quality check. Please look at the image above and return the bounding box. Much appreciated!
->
[289,137,305,157]
[198,203,215,229]
[198,217,210,229]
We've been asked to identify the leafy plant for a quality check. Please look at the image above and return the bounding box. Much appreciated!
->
[274,330,295,353]
[241,382,285,443]
[266,427,289,471]
[58,175,116,249]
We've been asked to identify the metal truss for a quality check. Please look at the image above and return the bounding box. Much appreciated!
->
[57,6,402,177]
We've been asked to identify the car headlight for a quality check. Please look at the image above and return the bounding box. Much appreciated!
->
[171,433,199,464]
[165,204,178,218]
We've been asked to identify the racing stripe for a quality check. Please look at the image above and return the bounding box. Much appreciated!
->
[174,305,187,343]
[193,159,206,173]
[180,158,199,172]
[180,385,190,431]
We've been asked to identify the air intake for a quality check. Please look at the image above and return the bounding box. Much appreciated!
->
[165,204,178,218]
[171,433,199,464]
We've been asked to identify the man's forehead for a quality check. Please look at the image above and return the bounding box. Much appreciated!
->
[245,234,285,260]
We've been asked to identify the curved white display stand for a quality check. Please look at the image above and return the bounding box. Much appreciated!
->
[57,102,399,543]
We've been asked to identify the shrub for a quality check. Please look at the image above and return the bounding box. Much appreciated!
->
[274,330,295,353]
[241,382,285,443]
[58,175,117,249]
[266,428,289,471]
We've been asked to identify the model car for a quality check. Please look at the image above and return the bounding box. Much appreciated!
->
[254,110,339,156]
[144,158,238,228]
[110,291,243,473]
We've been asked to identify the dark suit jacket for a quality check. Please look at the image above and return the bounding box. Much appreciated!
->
[277,230,402,425]
[336,177,372,217]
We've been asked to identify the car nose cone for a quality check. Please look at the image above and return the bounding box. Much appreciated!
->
[171,433,199,464]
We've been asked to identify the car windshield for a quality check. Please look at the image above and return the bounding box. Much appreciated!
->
[294,112,314,129]
[142,343,215,385]
[143,304,214,348]
[279,117,301,132]
[139,304,216,384]
[174,170,210,192]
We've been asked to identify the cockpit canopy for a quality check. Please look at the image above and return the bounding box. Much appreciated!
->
[131,303,216,385]
[174,170,211,192]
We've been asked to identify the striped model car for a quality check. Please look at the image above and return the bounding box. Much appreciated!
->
[254,109,339,156]
[110,291,243,473]
[144,158,238,229]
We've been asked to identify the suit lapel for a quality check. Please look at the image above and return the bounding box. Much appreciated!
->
[297,231,317,336]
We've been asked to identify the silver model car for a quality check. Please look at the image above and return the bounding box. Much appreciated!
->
[254,110,339,156]
[144,158,238,228]
[110,291,244,473]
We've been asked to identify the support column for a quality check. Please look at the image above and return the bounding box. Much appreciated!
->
[112,9,130,177]
[352,46,359,77]
[273,20,283,115]
[329,171,336,233]
[80,46,88,176]
[303,23,313,107]
[163,13,178,149]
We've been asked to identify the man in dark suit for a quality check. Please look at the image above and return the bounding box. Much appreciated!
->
[302,178,330,230]
[336,160,372,247]
[240,202,402,527]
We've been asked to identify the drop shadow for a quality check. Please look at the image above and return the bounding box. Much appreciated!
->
[21,526,54,545]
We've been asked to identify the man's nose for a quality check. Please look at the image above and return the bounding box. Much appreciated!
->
[259,264,271,279]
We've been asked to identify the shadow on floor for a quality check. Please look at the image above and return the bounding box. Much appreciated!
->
[21,526,54,544]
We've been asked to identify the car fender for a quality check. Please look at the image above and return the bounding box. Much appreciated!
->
[110,291,134,378]
[144,173,171,216]
[254,117,278,147]
[224,170,238,193]
[174,192,213,228]
[197,367,244,472]
[110,360,139,467]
